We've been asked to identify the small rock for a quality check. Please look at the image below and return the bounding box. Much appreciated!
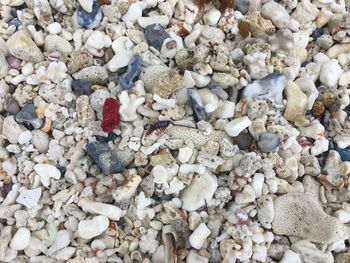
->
[79,200,123,220]
[78,0,93,12]
[257,132,281,153]
[122,3,142,24]
[10,228,31,250]
[76,95,96,127]
[119,54,143,89]
[235,0,250,15]
[78,215,109,239]
[284,82,308,127]
[34,164,61,187]
[31,130,49,153]
[4,97,20,115]
[181,170,218,211]
[224,116,252,137]
[77,1,103,28]
[319,59,343,88]
[261,2,290,28]
[16,188,41,209]
[44,35,73,53]
[5,54,21,71]
[5,30,44,63]
[280,250,302,263]
[73,66,108,84]
[85,142,125,174]
[47,22,62,34]
[15,104,43,129]
[144,23,169,50]
[189,223,211,250]
[2,116,27,144]
[203,8,221,26]
[187,88,207,122]
[291,240,333,263]
[72,79,92,96]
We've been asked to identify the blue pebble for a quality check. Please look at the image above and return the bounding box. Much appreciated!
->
[257,132,281,153]
[16,103,43,129]
[211,83,228,100]
[72,79,92,96]
[119,54,142,89]
[8,18,21,28]
[85,142,125,174]
[311,28,324,41]
[77,2,102,28]
[96,132,118,143]
[235,0,250,15]
[187,88,207,122]
[144,23,169,50]
[337,149,350,161]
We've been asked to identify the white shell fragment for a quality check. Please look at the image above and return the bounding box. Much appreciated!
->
[78,215,109,239]
[34,164,61,187]
[10,228,31,250]
[16,188,41,209]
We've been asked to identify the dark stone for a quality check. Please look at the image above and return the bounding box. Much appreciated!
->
[15,103,43,129]
[235,0,250,15]
[96,132,118,143]
[187,88,207,122]
[119,54,143,89]
[211,83,228,100]
[232,132,254,150]
[77,2,103,28]
[257,132,281,153]
[301,60,310,67]
[336,148,350,161]
[144,23,169,50]
[85,142,125,174]
[4,96,20,115]
[311,28,324,41]
[8,18,21,28]
[72,79,92,96]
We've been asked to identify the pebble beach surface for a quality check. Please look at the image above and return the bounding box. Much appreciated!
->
[1,0,350,262]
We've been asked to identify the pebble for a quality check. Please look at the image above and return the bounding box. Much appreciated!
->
[5,54,21,71]
[15,104,43,129]
[72,79,92,96]
[48,230,71,254]
[79,200,123,220]
[122,3,142,24]
[31,130,49,153]
[261,2,290,28]
[224,116,252,137]
[85,142,125,174]
[189,223,211,249]
[138,16,169,28]
[319,59,343,88]
[34,164,61,187]
[10,228,31,250]
[78,215,109,239]
[144,23,169,50]
[119,54,143,89]
[280,250,302,263]
[77,1,102,28]
[2,116,27,144]
[257,132,281,153]
[235,0,250,15]
[203,8,221,26]
[187,88,207,122]
[47,22,62,34]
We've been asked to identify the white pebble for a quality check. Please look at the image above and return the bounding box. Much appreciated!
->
[21,63,34,76]
[122,3,142,24]
[78,215,109,239]
[178,146,193,163]
[47,22,62,35]
[78,0,93,12]
[203,8,221,26]
[16,188,41,209]
[224,116,252,137]
[319,59,343,88]
[151,165,168,184]
[10,228,31,250]
[34,164,61,187]
[18,130,32,145]
[280,250,302,263]
[79,200,123,221]
[189,223,211,249]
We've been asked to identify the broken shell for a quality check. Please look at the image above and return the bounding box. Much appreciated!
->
[142,120,171,146]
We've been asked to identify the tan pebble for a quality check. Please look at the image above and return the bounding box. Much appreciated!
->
[316,8,333,28]
[326,43,350,58]
[41,118,52,133]
[36,101,47,118]
[284,81,308,127]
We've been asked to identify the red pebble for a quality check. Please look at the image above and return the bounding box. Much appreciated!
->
[101,98,121,132]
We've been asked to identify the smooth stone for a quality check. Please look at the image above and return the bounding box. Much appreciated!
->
[10,228,31,250]
[47,22,62,34]
[144,23,169,50]
[261,2,291,28]
[78,200,123,220]
[122,3,142,24]
[15,104,43,129]
[257,132,281,153]
[78,0,93,13]
[119,54,143,89]
[215,100,235,119]
[280,250,302,263]
[16,188,41,209]
[77,1,102,28]
[34,164,61,187]
[189,223,211,249]
[235,0,250,15]
[5,30,44,63]
[242,73,287,105]
[224,116,252,137]
[78,215,109,239]
[85,142,125,174]
[73,66,108,84]
[187,88,207,122]
[319,59,343,88]
[284,82,308,127]
[4,97,20,115]
[291,240,333,263]
[2,116,27,144]
[181,170,218,211]
[203,8,221,25]
[31,130,50,153]
[8,18,22,28]
[24,237,42,257]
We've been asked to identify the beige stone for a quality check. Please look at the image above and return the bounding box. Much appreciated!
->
[76,95,96,127]
[284,82,308,127]
[6,30,44,63]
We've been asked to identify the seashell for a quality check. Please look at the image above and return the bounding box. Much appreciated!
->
[35,101,47,118]
[142,120,171,146]
[187,88,207,122]
[41,118,52,132]
[5,54,22,70]
[16,188,42,209]
[162,225,177,263]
